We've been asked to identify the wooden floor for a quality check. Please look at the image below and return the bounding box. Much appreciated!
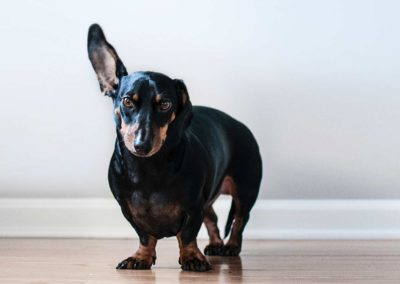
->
[1,239,400,283]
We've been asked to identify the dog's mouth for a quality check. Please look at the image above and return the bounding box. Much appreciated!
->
[131,152,153,158]
[130,146,161,158]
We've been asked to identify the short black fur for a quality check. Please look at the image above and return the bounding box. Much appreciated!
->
[87,24,262,272]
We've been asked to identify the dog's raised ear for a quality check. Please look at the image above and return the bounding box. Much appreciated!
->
[87,24,127,97]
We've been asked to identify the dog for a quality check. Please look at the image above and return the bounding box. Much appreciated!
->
[87,24,262,272]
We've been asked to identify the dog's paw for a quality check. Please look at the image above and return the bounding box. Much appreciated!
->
[204,243,224,256]
[116,256,156,270]
[223,244,241,256]
[179,255,212,272]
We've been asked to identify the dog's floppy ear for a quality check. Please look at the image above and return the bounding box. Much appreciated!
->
[164,79,192,147]
[87,24,127,97]
[174,79,190,109]
[174,79,192,128]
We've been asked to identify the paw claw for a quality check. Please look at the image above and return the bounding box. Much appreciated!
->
[180,257,212,272]
[223,244,241,256]
[116,257,132,269]
[116,256,154,270]
[204,244,224,256]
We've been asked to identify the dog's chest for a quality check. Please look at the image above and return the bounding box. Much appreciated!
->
[126,191,183,237]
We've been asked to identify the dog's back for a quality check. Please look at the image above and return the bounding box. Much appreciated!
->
[188,106,262,198]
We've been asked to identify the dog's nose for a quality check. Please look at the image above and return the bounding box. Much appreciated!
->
[134,140,152,155]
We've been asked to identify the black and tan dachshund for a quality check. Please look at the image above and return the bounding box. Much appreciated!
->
[87,24,262,272]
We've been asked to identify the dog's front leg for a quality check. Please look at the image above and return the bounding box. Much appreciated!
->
[177,213,212,272]
[116,235,157,270]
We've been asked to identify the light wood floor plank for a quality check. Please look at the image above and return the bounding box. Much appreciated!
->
[1,239,400,283]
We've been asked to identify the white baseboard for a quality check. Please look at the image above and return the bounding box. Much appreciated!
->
[1,197,400,239]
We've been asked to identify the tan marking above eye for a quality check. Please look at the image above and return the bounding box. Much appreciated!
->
[155,94,161,103]
[132,94,139,101]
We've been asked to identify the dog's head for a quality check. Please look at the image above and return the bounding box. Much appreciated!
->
[87,24,191,157]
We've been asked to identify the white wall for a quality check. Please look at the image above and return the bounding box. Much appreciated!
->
[0,0,399,199]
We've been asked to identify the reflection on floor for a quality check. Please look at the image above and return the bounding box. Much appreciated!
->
[1,239,400,283]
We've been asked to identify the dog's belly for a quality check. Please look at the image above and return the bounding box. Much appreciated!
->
[126,191,184,238]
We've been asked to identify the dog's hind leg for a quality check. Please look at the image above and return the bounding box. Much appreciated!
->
[203,206,224,255]
[223,196,249,256]
[223,152,262,256]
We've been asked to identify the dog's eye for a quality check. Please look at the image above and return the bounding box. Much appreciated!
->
[123,97,134,108]
[159,100,172,112]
